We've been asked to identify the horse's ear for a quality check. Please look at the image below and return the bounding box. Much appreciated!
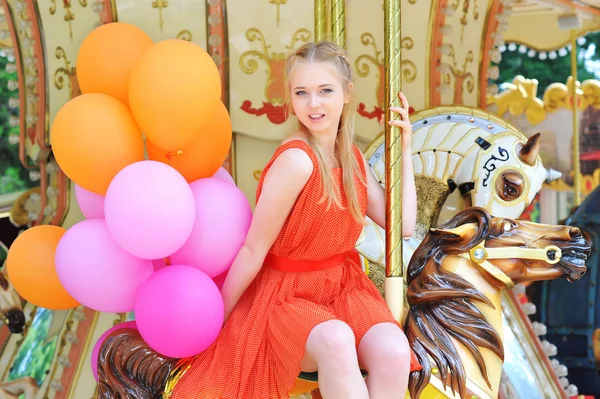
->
[430,224,478,240]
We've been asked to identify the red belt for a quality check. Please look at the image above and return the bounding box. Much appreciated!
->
[265,250,360,272]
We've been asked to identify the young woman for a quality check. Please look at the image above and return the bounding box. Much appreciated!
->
[171,41,420,399]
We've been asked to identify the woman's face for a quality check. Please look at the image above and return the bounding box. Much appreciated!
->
[290,61,349,136]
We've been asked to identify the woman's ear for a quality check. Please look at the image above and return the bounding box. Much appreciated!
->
[344,82,354,104]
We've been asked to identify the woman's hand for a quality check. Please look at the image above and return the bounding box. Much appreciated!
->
[388,92,413,147]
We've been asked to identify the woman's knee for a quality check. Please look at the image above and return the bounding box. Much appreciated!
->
[306,320,356,361]
[359,324,410,370]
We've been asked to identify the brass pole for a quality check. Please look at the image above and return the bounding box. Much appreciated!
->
[571,31,582,206]
[331,0,346,48]
[314,0,327,42]
[384,0,404,322]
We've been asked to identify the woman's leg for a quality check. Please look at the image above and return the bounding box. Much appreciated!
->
[357,322,410,398]
[300,320,368,399]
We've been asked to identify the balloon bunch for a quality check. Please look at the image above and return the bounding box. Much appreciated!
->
[5,22,252,370]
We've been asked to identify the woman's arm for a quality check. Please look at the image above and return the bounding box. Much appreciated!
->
[221,148,313,321]
[364,92,416,237]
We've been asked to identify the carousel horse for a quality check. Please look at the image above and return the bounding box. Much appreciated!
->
[0,188,39,335]
[406,207,590,399]
[94,207,590,399]
[0,376,38,399]
[357,107,561,291]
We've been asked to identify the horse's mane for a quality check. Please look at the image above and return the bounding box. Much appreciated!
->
[405,207,505,399]
[97,328,179,399]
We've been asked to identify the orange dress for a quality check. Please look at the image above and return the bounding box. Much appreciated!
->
[171,140,421,399]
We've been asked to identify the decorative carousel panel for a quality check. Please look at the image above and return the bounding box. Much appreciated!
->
[435,0,488,106]
[37,0,110,143]
[346,0,430,143]
[114,0,207,46]
[68,311,128,399]
[4,0,43,164]
[234,135,279,208]
[227,0,310,141]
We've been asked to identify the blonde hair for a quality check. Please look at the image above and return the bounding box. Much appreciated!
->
[285,41,366,224]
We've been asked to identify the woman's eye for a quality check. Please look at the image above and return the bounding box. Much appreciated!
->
[321,88,333,94]
[295,91,307,96]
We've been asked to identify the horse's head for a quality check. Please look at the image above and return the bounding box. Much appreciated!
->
[461,132,560,219]
[0,270,25,334]
[481,217,590,285]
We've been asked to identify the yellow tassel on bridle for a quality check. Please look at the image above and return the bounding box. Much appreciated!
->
[162,358,195,398]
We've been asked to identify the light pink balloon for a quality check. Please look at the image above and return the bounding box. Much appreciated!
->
[169,178,251,278]
[212,167,235,185]
[134,265,223,358]
[90,321,137,381]
[55,219,154,312]
[104,160,196,259]
[75,184,105,219]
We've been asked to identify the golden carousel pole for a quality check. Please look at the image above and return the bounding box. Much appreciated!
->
[330,0,345,48]
[314,0,327,42]
[384,0,404,321]
[571,31,582,206]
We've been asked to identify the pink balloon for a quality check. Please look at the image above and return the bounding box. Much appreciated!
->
[152,259,167,271]
[135,265,223,358]
[91,321,137,381]
[212,270,228,290]
[55,219,154,312]
[169,178,251,278]
[104,160,196,259]
[75,184,105,219]
[212,167,235,185]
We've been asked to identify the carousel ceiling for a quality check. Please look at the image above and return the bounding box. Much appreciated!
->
[505,0,600,50]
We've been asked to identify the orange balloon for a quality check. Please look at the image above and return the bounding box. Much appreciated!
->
[6,225,79,310]
[146,102,232,182]
[51,93,145,195]
[76,22,153,107]
[129,39,222,151]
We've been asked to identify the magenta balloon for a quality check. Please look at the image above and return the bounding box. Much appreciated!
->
[212,270,228,290]
[134,265,223,358]
[55,219,154,312]
[212,167,235,185]
[90,321,137,381]
[169,178,251,278]
[104,160,196,259]
[75,184,105,219]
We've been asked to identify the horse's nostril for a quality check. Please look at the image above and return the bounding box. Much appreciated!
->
[569,228,582,239]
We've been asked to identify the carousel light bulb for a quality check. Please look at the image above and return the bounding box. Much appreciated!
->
[539,52,548,60]
[499,44,507,53]
[5,62,16,73]
[439,44,452,56]
[490,50,502,64]
[555,364,568,377]
[442,6,455,16]
[532,321,547,336]
[25,114,38,125]
[7,80,18,91]
[494,35,505,47]
[565,384,578,396]
[27,211,38,221]
[558,377,569,389]
[541,340,557,356]
[488,66,500,80]
[549,51,557,59]
[8,134,20,145]
[518,45,527,54]
[29,170,40,182]
[558,48,568,57]
[9,115,19,127]
[521,302,536,315]
[550,358,560,369]
[8,97,19,109]
[440,25,453,36]
[513,284,526,295]
[0,30,9,40]
[438,63,452,74]
[507,43,517,52]
[0,14,5,23]
[577,36,586,45]
[527,49,536,57]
